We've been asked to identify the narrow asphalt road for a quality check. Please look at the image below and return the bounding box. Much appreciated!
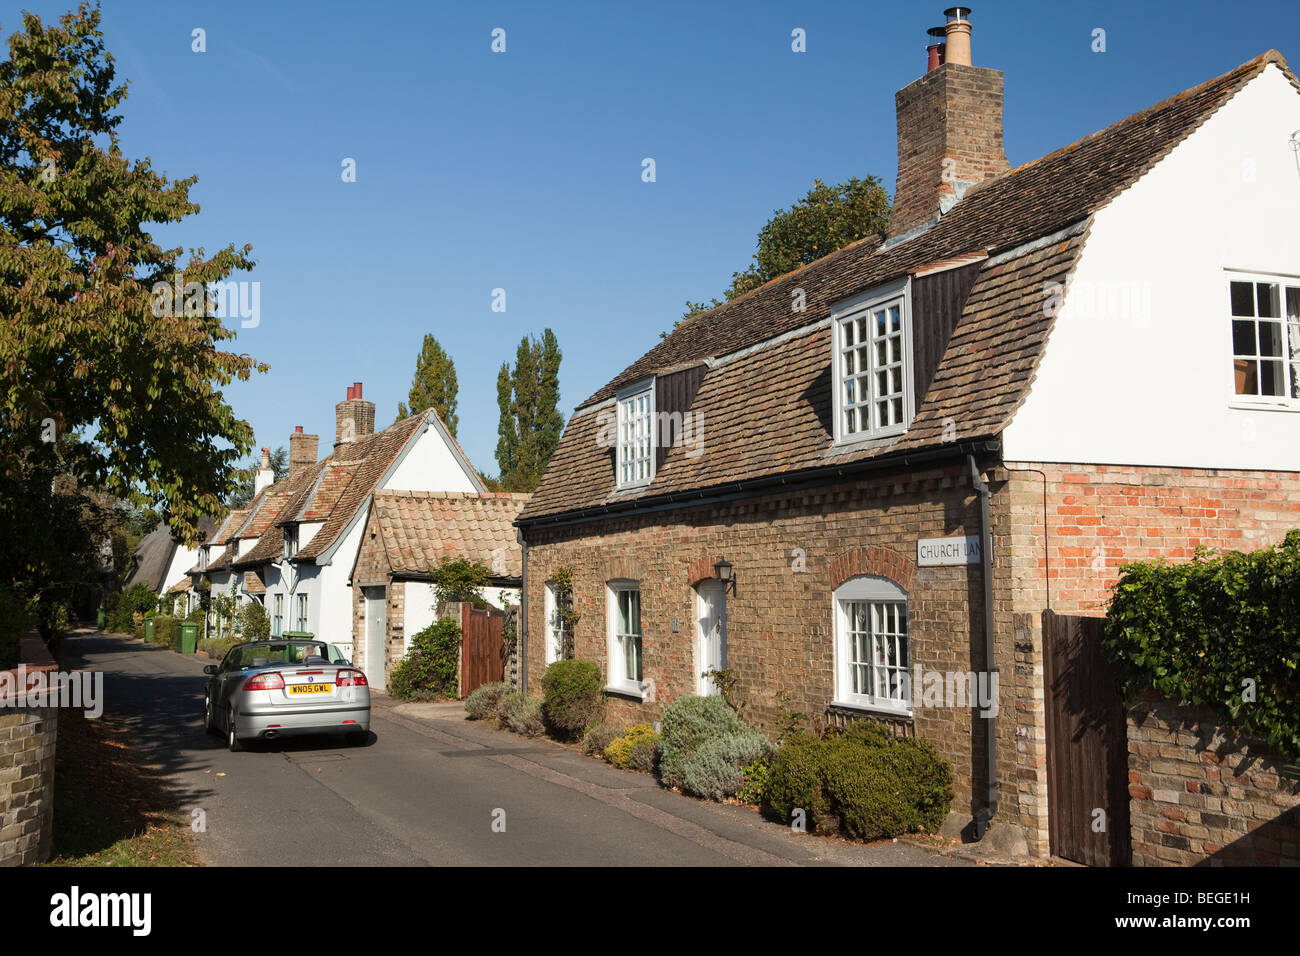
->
[65,630,971,867]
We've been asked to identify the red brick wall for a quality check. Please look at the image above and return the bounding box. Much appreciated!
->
[1003,463,1300,614]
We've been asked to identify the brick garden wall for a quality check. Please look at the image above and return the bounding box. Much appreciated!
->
[523,463,1034,844]
[1000,462,1300,857]
[1127,697,1300,866]
[0,632,59,866]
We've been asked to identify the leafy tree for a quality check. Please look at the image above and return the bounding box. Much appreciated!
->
[667,176,891,334]
[430,556,490,611]
[0,4,266,566]
[237,600,270,641]
[395,334,459,434]
[225,446,288,509]
[494,330,564,492]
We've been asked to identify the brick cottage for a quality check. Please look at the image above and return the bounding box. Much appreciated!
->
[515,10,1300,858]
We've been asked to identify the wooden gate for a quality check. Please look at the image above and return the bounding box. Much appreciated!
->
[1042,610,1131,866]
[460,604,506,698]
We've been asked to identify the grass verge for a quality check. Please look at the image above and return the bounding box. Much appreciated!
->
[42,705,199,866]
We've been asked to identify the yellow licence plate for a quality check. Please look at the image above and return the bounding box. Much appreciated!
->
[288,683,333,695]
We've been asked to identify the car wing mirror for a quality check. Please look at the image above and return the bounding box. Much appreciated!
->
[203,665,218,676]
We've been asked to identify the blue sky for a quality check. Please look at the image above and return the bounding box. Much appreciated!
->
[6,0,1296,476]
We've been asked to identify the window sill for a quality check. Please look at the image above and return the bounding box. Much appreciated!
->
[830,698,913,719]
[1228,400,1300,413]
[604,683,647,702]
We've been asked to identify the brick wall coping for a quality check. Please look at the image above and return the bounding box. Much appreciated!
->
[0,629,58,705]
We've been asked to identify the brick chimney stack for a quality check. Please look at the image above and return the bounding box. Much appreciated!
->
[888,7,1009,240]
[334,382,376,452]
[253,446,275,496]
[289,425,319,479]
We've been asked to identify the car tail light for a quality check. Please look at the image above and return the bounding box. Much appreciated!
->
[336,669,368,687]
[243,672,286,691]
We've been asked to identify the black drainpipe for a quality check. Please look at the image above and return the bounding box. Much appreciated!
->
[517,528,528,694]
[968,454,998,839]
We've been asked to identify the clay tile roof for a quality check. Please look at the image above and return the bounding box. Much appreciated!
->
[370,490,529,579]
[293,412,432,562]
[243,570,266,595]
[229,409,465,570]
[168,578,191,594]
[519,51,1293,523]
[210,509,250,547]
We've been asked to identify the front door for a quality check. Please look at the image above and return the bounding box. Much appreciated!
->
[696,580,726,696]
[364,588,387,693]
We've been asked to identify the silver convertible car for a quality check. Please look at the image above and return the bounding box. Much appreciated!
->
[203,639,371,751]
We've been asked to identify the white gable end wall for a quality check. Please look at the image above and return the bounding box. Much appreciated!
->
[1002,64,1300,470]
[384,421,479,492]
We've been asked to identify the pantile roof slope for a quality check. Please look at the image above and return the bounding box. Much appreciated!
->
[365,490,529,580]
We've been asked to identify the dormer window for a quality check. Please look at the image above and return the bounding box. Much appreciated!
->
[616,380,655,488]
[198,547,208,570]
[832,277,914,444]
[283,524,299,559]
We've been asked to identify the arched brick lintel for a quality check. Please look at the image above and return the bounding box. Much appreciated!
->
[829,546,916,591]
[685,553,726,589]
[603,557,642,583]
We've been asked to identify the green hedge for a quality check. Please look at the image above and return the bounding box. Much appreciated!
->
[390,618,462,701]
[0,584,30,669]
[763,722,953,840]
[1104,530,1300,758]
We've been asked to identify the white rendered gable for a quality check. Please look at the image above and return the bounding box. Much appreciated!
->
[1003,64,1300,471]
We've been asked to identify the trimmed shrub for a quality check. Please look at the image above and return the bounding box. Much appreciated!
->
[540,659,603,739]
[389,618,461,701]
[581,722,623,756]
[678,729,770,800]
[762,724,954,840]
[659,695,772,800]
[497,692,545,737]
[603,723,660,770]
[151,614,176,648]
[465,681,510,720]
[199,637,238,661]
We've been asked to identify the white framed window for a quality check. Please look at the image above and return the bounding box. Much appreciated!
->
[198,547,208,570]
[283,524,299,559]
[832,277,914,444]
[272,593,283,637]
[544,581,571,665]
[295,593,308,632]
[606,581,643,696]
[832,575,910,715]
[1228,272,1300,407]
[616,380,655,488]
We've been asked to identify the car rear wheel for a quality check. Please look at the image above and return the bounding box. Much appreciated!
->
[227,705,243,752]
